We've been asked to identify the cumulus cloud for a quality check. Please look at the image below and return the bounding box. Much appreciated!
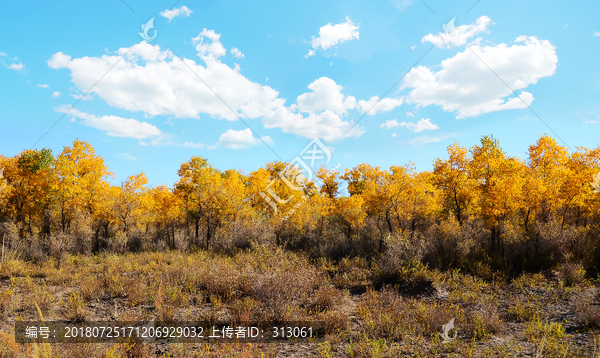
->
[402,34,557,118]
[261,77,367,141]
[7,63,24,71]
[381,118,439,132]
[295,77,356,114]
[159,6,192,21]
[52,91,61,98]
[48,32,375,141]
[263,105,364,142]
[231,47,244,59]
[422,16,493,49]
[306,17,359,58]
[192,29,228,61]
[55,106,162,139]
[215,128,272,149]
[48,38,275,121]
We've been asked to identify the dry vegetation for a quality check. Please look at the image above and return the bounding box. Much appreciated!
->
[0,134,599,356]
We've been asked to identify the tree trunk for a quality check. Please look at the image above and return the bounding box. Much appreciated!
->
[453,189,463,224]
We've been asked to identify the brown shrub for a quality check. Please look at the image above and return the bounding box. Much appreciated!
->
[100,267,127,299]
[575,289,600,328]
[319,309,348,335]
[466,301,504,339]
[70,212,94,255]
[423,218,480,269]
[60,291,87,322]
[205,261,242,300]
[313,285,343,312]
[49,232,74,268]
[357,287,459,341]
[154,285,184,323]
[125,279,149,307]
[560,262,586,287]
[332,257,370,289]
[80,276,103,301]
[377,231,427,278]
[33,283,55,316]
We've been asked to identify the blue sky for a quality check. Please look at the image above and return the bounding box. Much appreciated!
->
[1,0,599,187]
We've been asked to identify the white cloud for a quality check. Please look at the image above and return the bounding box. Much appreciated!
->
[192,29,228,61]
[391,133,397,137]
[52,91,61,97]
[262,77,367,141]
[215,128,272,149]
[163,120,175,126]
[48,35,372,141]
[304,50,315,59]
[295,77,356,114]
[381,118,439,132]
[263,106,363,141]
[402,35,557,118]
[118,153,137,161]
[583,118,599,124]
[55,107,162,139]
[406,111,414,117]
[306,17,359,58]
[37,84,49,88]
[0,51,6,57]
[391,0,413,11]
[358,96,403,115]
[594,31,600,37]
[48,39,274,121]
[231,47,244,59]
[422,16,493,49]
[159,6,192,22]
[7,63,24,71]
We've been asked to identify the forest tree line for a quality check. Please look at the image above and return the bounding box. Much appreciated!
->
[0,134,599,275]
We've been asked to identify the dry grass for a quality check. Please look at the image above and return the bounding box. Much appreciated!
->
[0,246,598,357]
